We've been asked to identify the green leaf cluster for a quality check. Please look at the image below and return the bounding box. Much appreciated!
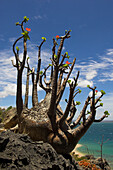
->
[42,37,46,41]
[39,71,43,75]
[87,111,91,114]
[49,64,53,66]
[87,85,90,88]
[6,106,12,112]
[16,22,20,26]
[21,31,30,41]
[100,103,103,107]
[16,46,20,51]
[65,52,70,59]
[67,80,71,83]
[104,111,110,116]
[76,101,81,105]
[100,90,106,95]
[63,64,69,68]
[24,16,29,23]
[54,55,57,59]
[79,89,82,93]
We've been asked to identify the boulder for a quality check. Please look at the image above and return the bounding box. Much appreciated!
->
[90,157,111,170]
[3,108,18,129]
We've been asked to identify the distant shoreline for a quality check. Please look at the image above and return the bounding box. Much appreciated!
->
[71,144,85,157]
[102,121,113,123]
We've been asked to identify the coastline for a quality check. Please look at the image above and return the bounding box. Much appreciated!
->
[71,144,85,157]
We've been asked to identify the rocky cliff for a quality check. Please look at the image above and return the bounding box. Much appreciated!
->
[0,130,82,170]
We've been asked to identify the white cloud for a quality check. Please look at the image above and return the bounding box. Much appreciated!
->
[86,70,97,80]
[0,83,42,98]
[78,79,93,88]
[106,49,113,56]
[75,49,113,83]
[33,15,43,20]
[9,37,17,43]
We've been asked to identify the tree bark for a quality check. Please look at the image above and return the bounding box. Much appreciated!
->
[16,70,23,122]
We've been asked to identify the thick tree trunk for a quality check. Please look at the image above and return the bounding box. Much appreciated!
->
[24,69,29,108]
[16,70,23,126]
[32,81,38,107]
[48,66,59,133]
[73,115,95,146]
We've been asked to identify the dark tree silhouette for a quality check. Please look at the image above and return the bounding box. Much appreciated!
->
[12,16,109,154]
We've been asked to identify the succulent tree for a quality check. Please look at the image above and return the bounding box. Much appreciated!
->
[12,17,109,154]
[12,16,30,127]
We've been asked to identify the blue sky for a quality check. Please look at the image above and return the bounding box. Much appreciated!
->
[0,0,113,120]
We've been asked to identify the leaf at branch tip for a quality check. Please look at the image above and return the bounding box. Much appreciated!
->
[21,31,30,41]
[27,57,30,60]
[87,111,91,114]
[87,85,90,88]
[67,80,71,83]
[100,103,103,107]
[79,89,82,93]
[65,52,68,56]
[65,99,67,102]
[24,16,29,23]
[49,64,53,66]
[101,90,106,95]
[63,64,69,68]
[104,111,110,116]
[42,37,46,41]
[16,22,19,26]
[39,71,43,75]
[65,30,67,34]
[65,52,70,59]
[54,55,57,59]
[16,46,20,51]
[76,101,81,105]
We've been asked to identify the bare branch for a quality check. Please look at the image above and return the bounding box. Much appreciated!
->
[43,65,52,85]
[59,53,66,67]
[95,94,103,105]
[94,115,106,122]
[13,36,23,69]
[67,102,77,124]
[70,96,90,128]
[56,57,76,105]
[11,60,17,67]
[56,30,71,64]
[36,39,45,83]
[21,40,27,71]
[58,84,74,127]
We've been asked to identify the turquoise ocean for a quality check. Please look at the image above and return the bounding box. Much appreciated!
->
[77,122,113,169]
